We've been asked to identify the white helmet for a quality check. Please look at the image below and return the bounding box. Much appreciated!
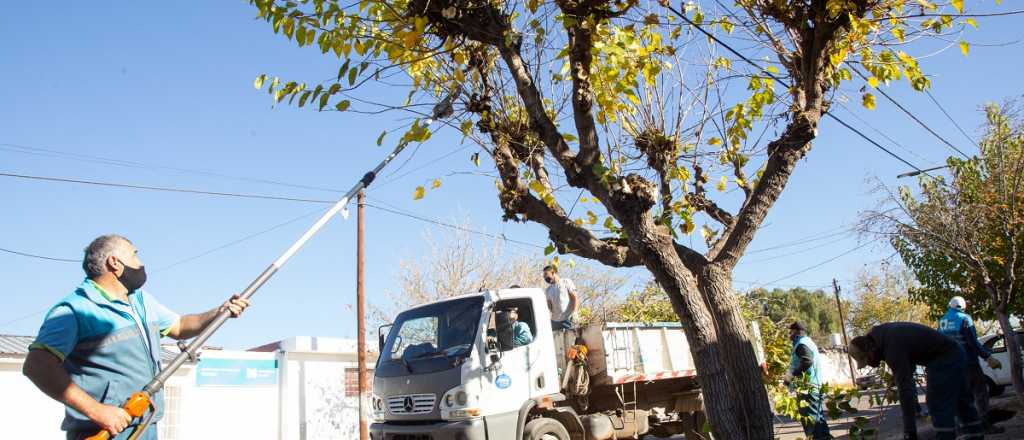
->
[949,296,967,310]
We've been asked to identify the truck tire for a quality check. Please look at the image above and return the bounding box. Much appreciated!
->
[987,377,1006,397]
[523,417,570,440]
[680,410,710,440]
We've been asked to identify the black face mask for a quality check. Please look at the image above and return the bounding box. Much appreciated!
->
[544,276,553,284]
[117,263,148,293]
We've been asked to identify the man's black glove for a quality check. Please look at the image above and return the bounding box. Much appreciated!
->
[902,430,918,440]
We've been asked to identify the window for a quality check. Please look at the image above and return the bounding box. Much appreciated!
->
[345,367,375,397]
[488,299,536,351]
[158,385,181,440]
[986,331,1024,353]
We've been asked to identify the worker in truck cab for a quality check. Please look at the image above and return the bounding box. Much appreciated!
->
[784,322,833,439]
[938,295,1003,433]
[542,265,578,330]
[507,307,533,347]
[22,235,250,440]
[849,322,985,440]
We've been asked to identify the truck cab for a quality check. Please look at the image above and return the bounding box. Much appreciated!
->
[371,288,560,440]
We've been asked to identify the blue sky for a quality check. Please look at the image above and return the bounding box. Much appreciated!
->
[1,2,1021,349]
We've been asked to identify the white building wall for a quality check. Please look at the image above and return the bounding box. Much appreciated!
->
[0,358,65,439]
[0,337,373,440]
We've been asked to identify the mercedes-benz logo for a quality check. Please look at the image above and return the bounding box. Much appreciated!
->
[403,396,414,413]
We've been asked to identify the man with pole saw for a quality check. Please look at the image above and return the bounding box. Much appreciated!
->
[22,139,411,439]
[23,234,250,439]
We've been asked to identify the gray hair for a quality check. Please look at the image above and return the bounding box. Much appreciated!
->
[83,235,132,278]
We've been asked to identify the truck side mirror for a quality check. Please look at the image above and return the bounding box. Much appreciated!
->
[378,324,393,352]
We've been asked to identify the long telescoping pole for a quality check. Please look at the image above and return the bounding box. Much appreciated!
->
[86,141,410,440]
[357,190,368,440]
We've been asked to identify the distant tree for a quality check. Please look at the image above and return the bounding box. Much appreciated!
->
[373,225,627,324]
[846,263,930,337]
[863,101,1024,403]
[606,281,679,323]
[745,287,842,346]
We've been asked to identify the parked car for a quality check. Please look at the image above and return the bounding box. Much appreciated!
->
[979,330,1024,396]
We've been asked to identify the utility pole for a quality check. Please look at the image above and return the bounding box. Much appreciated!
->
[833,279,857,384]
[357,190,368,440]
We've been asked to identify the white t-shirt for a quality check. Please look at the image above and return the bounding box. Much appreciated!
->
[545,278,577,321]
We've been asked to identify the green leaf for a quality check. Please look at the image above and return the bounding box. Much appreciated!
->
[376,130,387,146]
[544,244,555,256]
[335,99,351,111]
[253,74,266,90]
[337,59,351,81]
[348,67,358,86]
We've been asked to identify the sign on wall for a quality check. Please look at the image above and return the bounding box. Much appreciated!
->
[196,358,278,387]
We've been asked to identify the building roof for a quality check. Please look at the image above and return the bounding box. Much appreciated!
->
[0,334,194,364]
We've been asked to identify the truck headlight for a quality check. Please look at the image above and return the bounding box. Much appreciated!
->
[441,387,479,420]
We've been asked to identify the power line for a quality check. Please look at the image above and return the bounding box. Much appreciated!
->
[662,5,928,174]
[849,67,971,159]
[753,240,877,288]
[745,226,853,255]
[0,143,345,193]
[924,90,981,149]
[0,247,78,263]
[743,234,856,264]
[361,201,546,250]
[835,100,932,164]
[0,172,336,204]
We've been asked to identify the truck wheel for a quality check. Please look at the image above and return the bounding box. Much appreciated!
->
[987,377,1006,397]
[680,410,710,440]
[523,417,570,440]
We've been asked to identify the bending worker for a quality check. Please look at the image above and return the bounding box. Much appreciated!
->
[938,295,1002,432]
[784,322,832,439]
[22,235,250,440]
[849,322,984,440]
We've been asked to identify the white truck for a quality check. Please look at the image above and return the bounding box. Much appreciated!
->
[370,287,762,440]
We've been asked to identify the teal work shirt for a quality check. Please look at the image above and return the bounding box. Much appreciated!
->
[512,321,533,346]
[30,279,180,433]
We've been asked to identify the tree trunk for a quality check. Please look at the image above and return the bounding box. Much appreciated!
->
[696,264,774,439]
[994,305,1024,406]
[629,231,772,439]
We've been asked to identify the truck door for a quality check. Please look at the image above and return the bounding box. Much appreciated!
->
[482,299,544,431]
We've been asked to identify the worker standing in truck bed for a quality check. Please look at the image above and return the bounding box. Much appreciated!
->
[543,264,578,330]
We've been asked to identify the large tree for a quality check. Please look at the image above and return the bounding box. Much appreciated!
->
[864,101,1024,403]
[249,0,986,436]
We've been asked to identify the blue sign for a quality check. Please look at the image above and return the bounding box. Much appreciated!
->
[495,374,512,389]
[196,358,278,387]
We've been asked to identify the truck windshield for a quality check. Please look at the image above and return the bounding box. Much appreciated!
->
[383,296,484,365]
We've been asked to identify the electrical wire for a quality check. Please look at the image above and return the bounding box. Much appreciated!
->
[849,67,971,159]
[924,89,982,150]
[0,143,345,193]
[0,247,78,263]
[752,240,878,288]
[0,172,335,204]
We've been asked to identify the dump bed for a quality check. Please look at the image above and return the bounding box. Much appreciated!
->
[556,321,764,386]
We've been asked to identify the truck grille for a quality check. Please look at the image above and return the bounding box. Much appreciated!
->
[386,394,436,415]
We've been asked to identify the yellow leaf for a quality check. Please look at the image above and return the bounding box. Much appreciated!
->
[964,18,978,28]
[586,211,598,225]
[959,41,970,57]
[431,178,442,189]
[529,180,546,194]
[951,0,964,13]
[867,77,879,88]
[413,186,425,200]
[862,93,876,110]
[716,175,727,191]
[403,31,421,48]
[708,137,723,146]
[682,218,695,234]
